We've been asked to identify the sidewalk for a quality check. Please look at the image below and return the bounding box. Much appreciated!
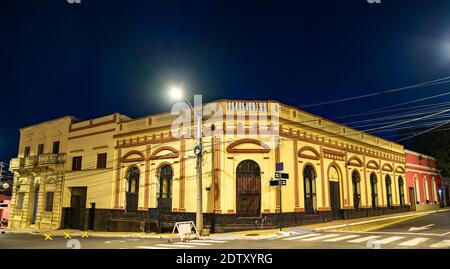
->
[5,208,449,241]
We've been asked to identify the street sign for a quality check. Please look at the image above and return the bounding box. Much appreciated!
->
[276,162,284,171]
[270,180,280,186]
[275,172,289,179]
[270,179,287,186]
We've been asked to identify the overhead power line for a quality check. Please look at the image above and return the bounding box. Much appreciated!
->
[395,120,450,142]
[300,76,450,108]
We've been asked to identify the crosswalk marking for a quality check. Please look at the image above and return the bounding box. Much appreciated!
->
[136,246,171,249]
[376,236,405,244]
[192,240,227,243]
[348,235,381,243]
[398,237,429,247]
[284,233,321,241]
[324,234,361,242]
[302,234,341,241]
[155,244,196,248]
[430,240,450,248]
[174,242,212,246]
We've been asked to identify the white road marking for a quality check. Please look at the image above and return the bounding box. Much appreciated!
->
[174,242,212,246]
[155,244,196,248]
[283,233,321,241]
[324,234,361,242]
[430,240,450,248]
[136,246,172,249]
[191,240,227,243]
[302,234,341,241]
[397,237,429,247]
[408,224,434,232]
[348,235,382,243]
[376,236,405,244]
[337,230,443,237]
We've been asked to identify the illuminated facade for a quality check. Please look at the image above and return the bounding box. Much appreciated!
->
[9,100,411,232]
[405,150,442,211]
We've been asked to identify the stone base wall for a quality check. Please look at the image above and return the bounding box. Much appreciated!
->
[61,205,411,233]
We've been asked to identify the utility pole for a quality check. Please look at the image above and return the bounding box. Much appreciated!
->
[194,95,203,235]
[168,87,204,234]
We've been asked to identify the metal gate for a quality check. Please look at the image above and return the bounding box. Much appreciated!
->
[236,160,261,217]
[62,187,87,230]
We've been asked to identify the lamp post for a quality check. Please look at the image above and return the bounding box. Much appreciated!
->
[169,87,203,234]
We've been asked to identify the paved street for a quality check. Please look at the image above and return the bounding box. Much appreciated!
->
[1,210,449,249]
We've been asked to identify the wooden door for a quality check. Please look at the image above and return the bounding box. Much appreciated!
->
[330,181,342,219]
[236,160,261,217]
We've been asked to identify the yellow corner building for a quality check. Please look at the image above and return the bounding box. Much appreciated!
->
[8,100,409,232]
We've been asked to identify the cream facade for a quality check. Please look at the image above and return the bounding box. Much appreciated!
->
[9,100,409,232]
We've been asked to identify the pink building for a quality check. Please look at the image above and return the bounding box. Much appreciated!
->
[0,194,11,224]
[405,150,442,211]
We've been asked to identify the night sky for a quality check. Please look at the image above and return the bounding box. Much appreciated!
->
[1,0,450,163]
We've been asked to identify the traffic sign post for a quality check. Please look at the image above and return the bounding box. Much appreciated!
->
[270,164,289,231]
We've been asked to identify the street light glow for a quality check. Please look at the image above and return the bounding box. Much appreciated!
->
[169,86,183,101]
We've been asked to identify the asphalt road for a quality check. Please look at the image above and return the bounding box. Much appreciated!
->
[1,211,449,249]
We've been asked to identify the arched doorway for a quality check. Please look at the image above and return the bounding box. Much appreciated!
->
[157,164,173,212]
[328,165,342,219]
[31,184,40,224]
[352,171,361,209]
[125,166,140,213]
[304,165,317,213]
[370,173,378,209]
[385,175,392,208]
[236,160,261,217]
[398,176,405,206]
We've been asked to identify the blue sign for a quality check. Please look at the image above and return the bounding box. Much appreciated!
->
[276,162,284,171]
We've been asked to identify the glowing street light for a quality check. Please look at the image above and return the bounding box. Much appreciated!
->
[169,86,184,101]
[167,85,204,235]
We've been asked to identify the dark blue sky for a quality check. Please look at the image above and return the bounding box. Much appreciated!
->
[1,0,450,162]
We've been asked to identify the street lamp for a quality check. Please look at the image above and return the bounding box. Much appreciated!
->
[168,86,204,235]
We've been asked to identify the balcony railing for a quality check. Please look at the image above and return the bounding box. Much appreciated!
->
[38,153,66,166]
[24,156,38,168]
[9,154,66,172]
[9,158,24,171]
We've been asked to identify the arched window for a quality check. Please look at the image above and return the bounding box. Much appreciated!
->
[158,165,173,199]
[424,178,430,204]
[329,166,339,182]
[304,165,317,213]
[385,175,392,208]
[370,173,378,208]
[127,167,140,193]
[414,176,420,204]
[432,178,437,203]
[125,166,140,213]
[352,171,361,209]
[398,176,405,206]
